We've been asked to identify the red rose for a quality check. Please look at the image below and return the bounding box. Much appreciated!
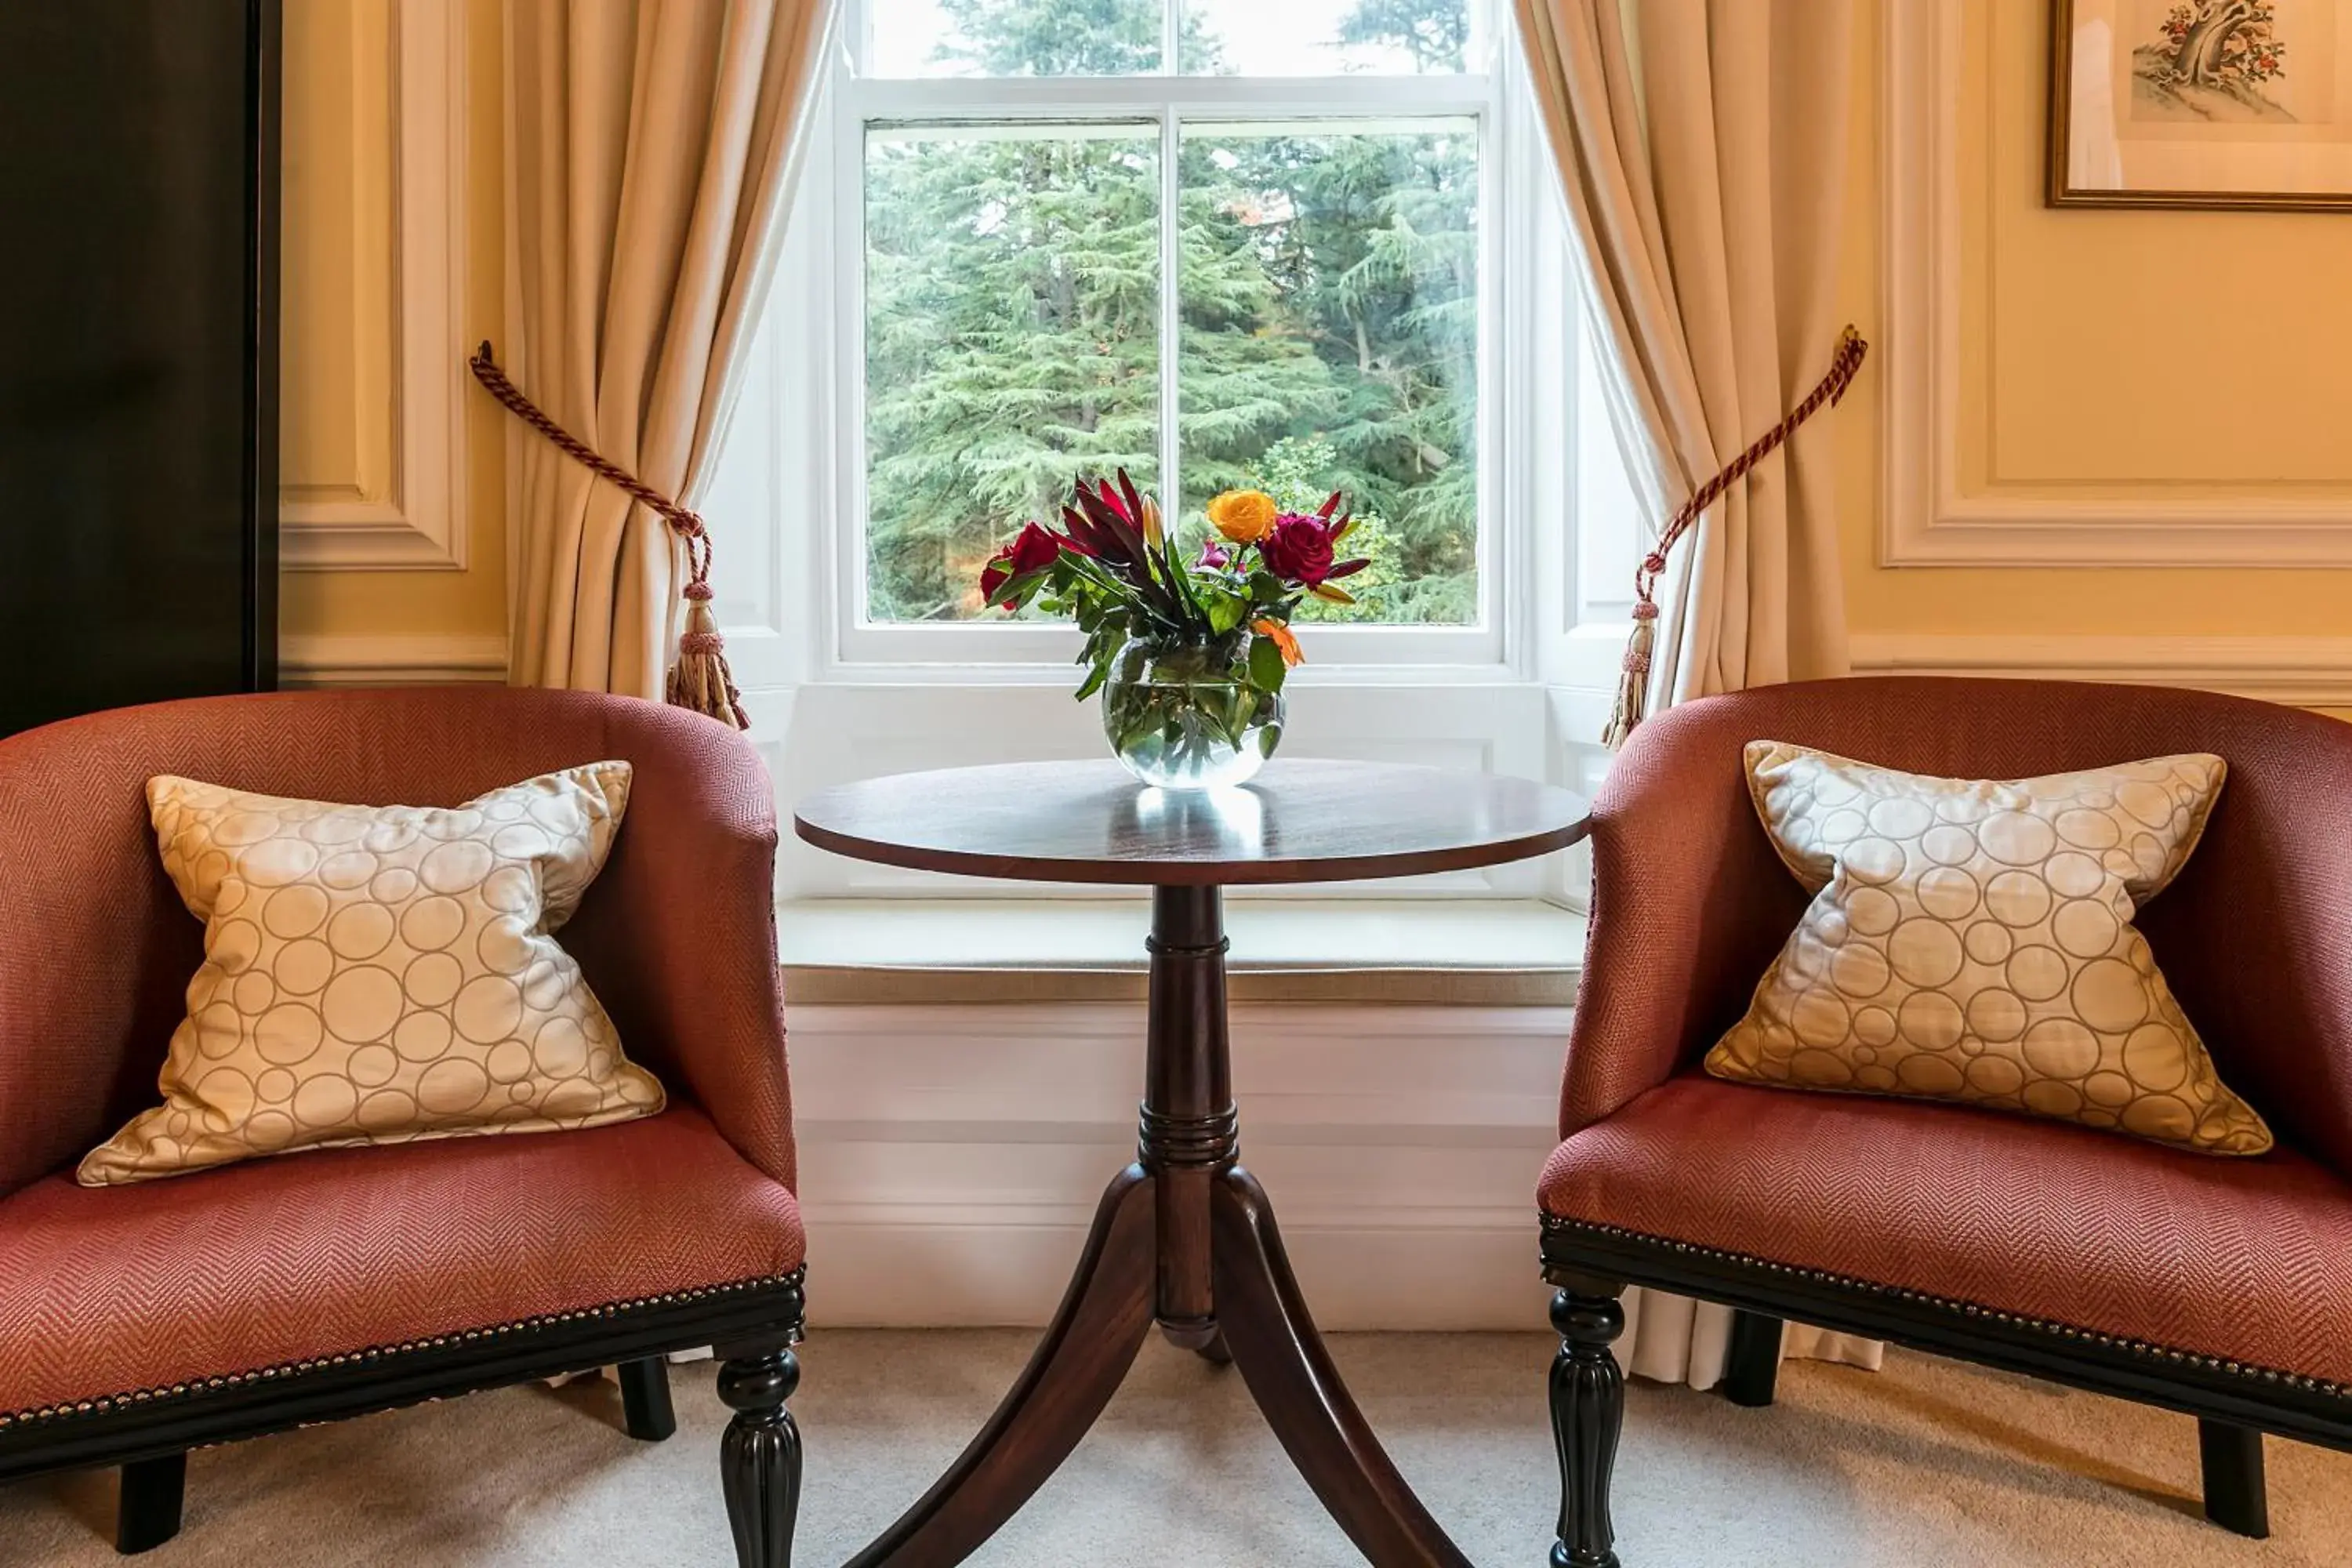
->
[980,520,1063,608]
[1260,513,1338,585]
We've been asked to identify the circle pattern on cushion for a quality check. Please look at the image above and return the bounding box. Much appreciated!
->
[78,762,663,1185]
[1704,742,2271,1156]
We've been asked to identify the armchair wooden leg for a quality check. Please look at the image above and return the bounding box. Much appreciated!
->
[2198,1419,2268,1539]
[618,1356,678,1442]
[1548,1277,1626,1568]
[717,1342,804,1568]
[1722,1309,1784,1409]
[115,1452,185,1555]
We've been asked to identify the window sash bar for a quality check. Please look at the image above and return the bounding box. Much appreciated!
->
[1157,111,1181,541]
[846,74,1492,120]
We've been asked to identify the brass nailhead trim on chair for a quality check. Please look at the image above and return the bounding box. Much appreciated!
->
[0,1267,808,1432]
[1540,1215,2350,1401]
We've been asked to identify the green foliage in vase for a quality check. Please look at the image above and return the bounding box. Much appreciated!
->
[975,472,1362,771]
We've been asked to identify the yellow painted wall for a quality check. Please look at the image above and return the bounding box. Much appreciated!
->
[1838,0,2352,639]
[277,1,2348,664]
[277,0,506,648]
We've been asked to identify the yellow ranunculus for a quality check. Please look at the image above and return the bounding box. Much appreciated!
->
[1207,488,1278,544]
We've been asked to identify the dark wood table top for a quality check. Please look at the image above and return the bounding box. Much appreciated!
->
[793,758,1592,887]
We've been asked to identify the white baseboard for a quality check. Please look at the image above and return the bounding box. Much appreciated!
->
[1849,634,2352,708]
[787,1003,1571,1330]
[278,634,510,688]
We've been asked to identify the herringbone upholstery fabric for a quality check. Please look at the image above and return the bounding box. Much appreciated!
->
[1563,677,2352,1172]
[1539,1076,2352,1386]
[0,688,795,1200]
[1552,676,2352,1385]
[0,1106,804,1416]
[0,688,800,1415]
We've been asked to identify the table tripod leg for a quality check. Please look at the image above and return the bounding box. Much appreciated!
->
[1211,1167,1473,1568]
[845,1165,1157,1568]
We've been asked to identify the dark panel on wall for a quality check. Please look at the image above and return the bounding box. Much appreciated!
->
[0,0,279,738]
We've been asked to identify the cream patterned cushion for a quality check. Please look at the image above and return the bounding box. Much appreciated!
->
[1704,742,2271,1156]
[80,764,666,1185]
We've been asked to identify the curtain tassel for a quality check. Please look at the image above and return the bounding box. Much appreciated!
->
[1601,598,1659,751]
[1605,325,1870,751]
[469,342,751,731]
[667,579,750,730]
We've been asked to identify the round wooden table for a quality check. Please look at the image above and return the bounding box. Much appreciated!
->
[794,759,1592,1567]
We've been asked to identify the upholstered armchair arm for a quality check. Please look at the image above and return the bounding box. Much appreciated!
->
[562,714,797,1193]
[1558,702,1809,1140]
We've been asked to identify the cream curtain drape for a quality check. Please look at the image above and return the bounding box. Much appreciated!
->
[1515,0,1882,1388]
[504,0,835,700]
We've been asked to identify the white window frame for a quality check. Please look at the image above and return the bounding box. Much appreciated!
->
[822,0,1539,679]
[710,1,1644,905]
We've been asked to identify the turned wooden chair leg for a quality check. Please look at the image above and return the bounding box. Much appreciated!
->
[2199,1418,2269,1539]
[618,1356,678,1441]
[1722,1309,1784,1409]
[717,1341,804,1568]
[1548,1276,1626,1568]
[115,1452,185,1555]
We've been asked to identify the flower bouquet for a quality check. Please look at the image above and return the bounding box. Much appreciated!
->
[978,470,1369,789]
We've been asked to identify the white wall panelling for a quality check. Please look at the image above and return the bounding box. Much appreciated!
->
[789,1002,1571,1330]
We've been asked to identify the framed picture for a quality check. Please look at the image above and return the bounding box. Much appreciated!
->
[2049,0,2352,209]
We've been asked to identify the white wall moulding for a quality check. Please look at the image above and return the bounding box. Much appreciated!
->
[278,635,509,688]
[281,0,468,571]
[1881,0,2352,568]
[1850,634,2352,708]
[789,1001,1571,1330]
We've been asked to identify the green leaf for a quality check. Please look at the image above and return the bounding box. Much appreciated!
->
[1248,633,1287,694]
[1203,590,1247,637]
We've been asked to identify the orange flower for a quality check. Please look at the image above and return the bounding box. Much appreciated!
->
[1207,488,1278,544]
[1252,617,1304,667]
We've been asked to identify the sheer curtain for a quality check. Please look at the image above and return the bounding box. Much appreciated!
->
[1516,0,1881,1388]
[503,0,836,700]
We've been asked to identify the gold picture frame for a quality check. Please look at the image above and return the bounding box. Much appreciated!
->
[2049,0,2352,209]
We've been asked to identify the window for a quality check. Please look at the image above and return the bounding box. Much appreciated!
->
[707,0,1641,904]
[836,0,1507,663]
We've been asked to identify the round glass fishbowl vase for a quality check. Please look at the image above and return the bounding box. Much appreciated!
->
[1100,636,1284,791]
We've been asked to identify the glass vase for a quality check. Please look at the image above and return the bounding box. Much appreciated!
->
[1100,635,1284,790]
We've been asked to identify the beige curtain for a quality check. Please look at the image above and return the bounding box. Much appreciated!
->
[505,0,835,699]
[1516,0,1882,1388]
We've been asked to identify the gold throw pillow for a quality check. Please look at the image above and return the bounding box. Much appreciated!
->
[81,764,666,1185]
[1704,742,2270,1156]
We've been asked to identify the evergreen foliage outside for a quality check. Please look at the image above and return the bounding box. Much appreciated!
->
[862,0,1479,625]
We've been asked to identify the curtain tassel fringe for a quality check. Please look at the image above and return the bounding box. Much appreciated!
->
[1601,601,1658,751]
[666,581,750,731]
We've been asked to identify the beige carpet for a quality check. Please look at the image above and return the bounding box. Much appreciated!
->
[4,1332,2347,1566]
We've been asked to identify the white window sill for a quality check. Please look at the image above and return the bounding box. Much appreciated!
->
[777,898,1585,1007]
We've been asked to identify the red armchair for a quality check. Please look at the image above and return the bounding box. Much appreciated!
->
[0,688,807,1563]
[1537,677,2352,1566]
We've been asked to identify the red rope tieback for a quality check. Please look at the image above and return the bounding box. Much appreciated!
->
[1602,325,1870,750]
[469,342,746,731]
